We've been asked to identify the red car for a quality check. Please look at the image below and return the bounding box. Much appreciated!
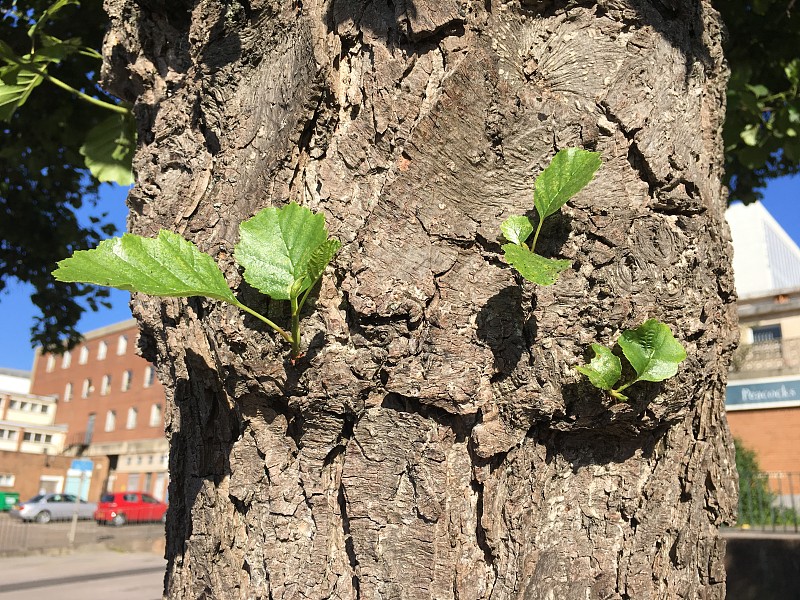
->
[94,491,168,526]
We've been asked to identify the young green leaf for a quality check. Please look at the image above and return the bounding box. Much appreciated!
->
[302,238,342,288]
[534,148,601,221]
[52,230,237,304]
[500,215,534,246]
[501,244,571,286]
[0,56,54,121]
[80,113,136,186]
[28,0,80,40]
[618,319,686,382]
[235,202,337,300]
[576,344,622,390]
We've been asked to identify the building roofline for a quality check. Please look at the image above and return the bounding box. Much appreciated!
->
[0,367,31,378]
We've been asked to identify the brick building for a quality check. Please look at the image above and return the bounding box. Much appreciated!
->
[29,320,169,501]
[725,202,800,477]
[0,368,82,501]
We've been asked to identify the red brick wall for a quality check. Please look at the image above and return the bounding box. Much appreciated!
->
[727,407,800,474]
[29,322,166,446]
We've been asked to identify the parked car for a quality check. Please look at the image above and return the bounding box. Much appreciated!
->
[9,493,97,523]
[94,491,167,526]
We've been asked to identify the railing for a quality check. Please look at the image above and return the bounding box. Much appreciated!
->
[730,337,800,376]
[736,471,800,532]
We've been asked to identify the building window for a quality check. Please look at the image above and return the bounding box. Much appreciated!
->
[97,341,108,360]
[149,404,162,427]
[23,432,51,443]
[0,428,18,441]
[79,346,89,364]
[117,335,128,355]
[121,370,132,392]
[126,407,138,430]
[751,324,782,343]
[144,366,155,388]
[46,355,56,372]
[64,382,73,403]
[101,375,112,396]
[105,410,116,432]
[82,378,92,398]
[39,404,49,414]
[61,350,71,369]
[0,474,14,487]
[126,456,132,466]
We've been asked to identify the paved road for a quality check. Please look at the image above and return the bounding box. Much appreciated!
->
[0,551,166,600]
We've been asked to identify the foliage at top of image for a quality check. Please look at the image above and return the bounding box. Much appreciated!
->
[500,148,601,285]
[718,0,800,204]
[53,202,341,359]
[0,0,134,351]
[577,319,686,401]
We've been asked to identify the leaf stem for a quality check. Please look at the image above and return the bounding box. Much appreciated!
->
[612,378,638,396]
[531,219,544,253]
[297,278,317,314]
[290,295,301,358]
[231,300,293,344]
[5,55,130,115]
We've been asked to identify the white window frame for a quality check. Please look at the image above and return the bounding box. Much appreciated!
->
[121,370,132,392]
[149,403,162,427]
[144,366,155,388]
[97,341,108,360]
[61,350,71,369]
[64,382,73,403]
[79,346,89,364]
[117,335,128,355]
[105,410,116,432]
[101,374,111,396]
[126,407,138,430]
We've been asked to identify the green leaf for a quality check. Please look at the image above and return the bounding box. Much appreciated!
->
[29,0,80,40]
[785,59,800,85]
[745,83,770,98]
[52,231,237,304]
[235,202,337,300]
[577,344,622,390]
[740,124,760,146]
[302,238,342,289]
[618,319,686,382]
[80,113,136,185]
[501,244,571,285]
[534,148,601,221]
[500,215,534,246]
[0,56,55,121]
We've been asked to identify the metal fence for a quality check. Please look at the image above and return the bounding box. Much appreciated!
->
[0,512,165,556]
[736,471,800,532]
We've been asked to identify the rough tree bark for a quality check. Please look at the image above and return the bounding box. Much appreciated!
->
[102,0,738,597]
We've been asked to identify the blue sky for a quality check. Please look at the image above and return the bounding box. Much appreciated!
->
[1,175,798,373]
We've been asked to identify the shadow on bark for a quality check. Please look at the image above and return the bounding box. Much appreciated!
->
[476,286,528,376]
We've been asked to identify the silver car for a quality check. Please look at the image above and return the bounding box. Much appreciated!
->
[10,493,97,523]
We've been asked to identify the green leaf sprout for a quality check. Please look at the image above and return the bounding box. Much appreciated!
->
[53,202,341,359]
[500,148,601,285]
[577,319,687,401]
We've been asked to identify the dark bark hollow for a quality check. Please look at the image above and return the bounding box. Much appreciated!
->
[103,0,738,598]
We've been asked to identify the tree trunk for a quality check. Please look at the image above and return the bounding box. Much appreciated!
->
[103,0,738,597]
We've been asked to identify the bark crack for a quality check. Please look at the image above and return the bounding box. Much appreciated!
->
[338,478,361,599]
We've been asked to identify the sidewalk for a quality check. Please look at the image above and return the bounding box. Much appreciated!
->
[0,551,166,600]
